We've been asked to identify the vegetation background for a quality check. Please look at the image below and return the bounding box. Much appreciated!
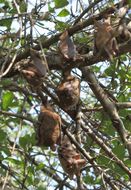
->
[0,0,131,189]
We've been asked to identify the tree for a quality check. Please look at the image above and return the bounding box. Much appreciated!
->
[0,0,131,189]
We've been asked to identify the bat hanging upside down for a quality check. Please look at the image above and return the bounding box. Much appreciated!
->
[36,103,61,151]
[58,135,86,179]
[94,18,118,60]
[21,48,48,87]
[56,72,80,111]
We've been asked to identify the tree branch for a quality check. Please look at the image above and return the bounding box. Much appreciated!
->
[2,39,131,78]
[81,66,131,158]
[0,161,28,190]
[116,102,131,109]
[1,0,130,78]
[0,110,34,123]
[81,122,131,177]
[25,153,74,190]
[63,127,120,190]
[82,102,131,112]
[73,0,102,25]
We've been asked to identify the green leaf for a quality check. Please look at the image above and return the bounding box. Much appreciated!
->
[19,133,36,149]
[0,79,12,86]
[2,91,14,110]
[36,163,45,171]
[105,66,115,77]
[120,54,127,61]
[54,0,69,9]
[26,174,34,185]
[0,19,12,29]
[58,9,69,17]
[48,3,55,13]
[127,0,131,8]
[111,163,126,176]
[102,119,115,137]
[97,155,110,166]
[1,146,10,157]
[9,7,17,14]
[0,0,11,9]
[84,175,94,184]
[55,21,69,31]
[92,65,101,73]
[0,129,7,142]
[6,157,23,166]
[124,159,131,167]
[19,1,27,12]
[27,165,35,174]
[95,175,102,184]
[37,186,47,190]
[112,144,125,159]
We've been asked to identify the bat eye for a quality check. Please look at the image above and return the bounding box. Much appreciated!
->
[64,144,69,148]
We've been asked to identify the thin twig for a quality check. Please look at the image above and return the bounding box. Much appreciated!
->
[63,127,120,190]
[74,0,102,25]
[0,110,34,123]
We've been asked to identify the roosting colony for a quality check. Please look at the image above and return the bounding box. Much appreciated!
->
[20,2,130,182]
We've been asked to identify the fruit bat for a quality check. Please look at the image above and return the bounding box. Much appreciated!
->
[113,5,131,43]
[58,135,86,179]
[56,71,80,111]
[94,18,118,60]
[21,48,48,87]
[37,104,61,151]
[58,30,77,60]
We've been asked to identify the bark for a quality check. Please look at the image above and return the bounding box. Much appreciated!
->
[81,66,131,158]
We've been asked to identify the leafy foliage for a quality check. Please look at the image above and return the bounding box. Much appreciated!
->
[0,0,131,190]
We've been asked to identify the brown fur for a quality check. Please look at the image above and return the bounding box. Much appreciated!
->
[37,105,61,151]
[94,20,118,60]
[56,75,80,111]
[58,135,86,179]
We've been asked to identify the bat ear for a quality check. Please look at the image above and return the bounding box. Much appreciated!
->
[62,69,71,78]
